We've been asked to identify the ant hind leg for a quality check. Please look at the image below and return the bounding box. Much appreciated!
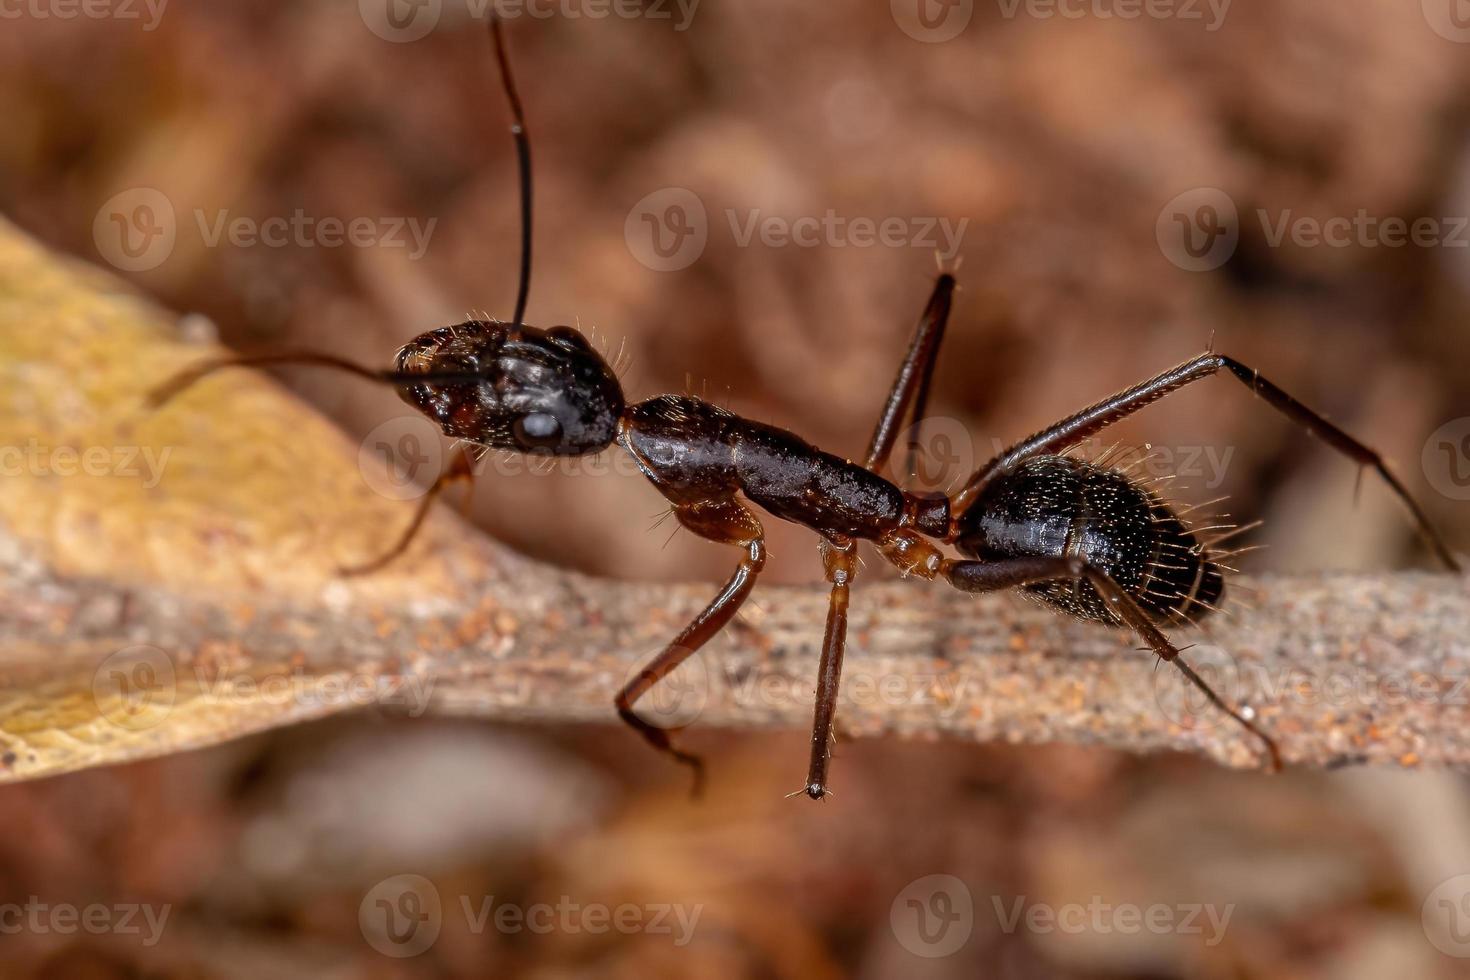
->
[940,554,1282,772]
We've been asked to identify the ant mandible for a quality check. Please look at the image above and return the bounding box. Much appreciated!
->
[149,19,1462,799]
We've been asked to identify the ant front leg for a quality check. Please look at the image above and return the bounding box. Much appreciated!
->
[339,445,477,577]
[615,497,766,797]
[939,554,1283,772]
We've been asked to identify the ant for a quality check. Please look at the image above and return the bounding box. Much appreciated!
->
[149,20,1461,799]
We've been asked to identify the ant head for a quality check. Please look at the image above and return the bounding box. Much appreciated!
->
[395,320,625,455]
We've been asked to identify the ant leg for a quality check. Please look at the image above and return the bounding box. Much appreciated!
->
[803,538,857,800]
[940,554,1282,771]
[864,274,957,475]
[615,499,766,797]
[812,269,954,800]
[952,352,1459,571]
[338,446,476,577]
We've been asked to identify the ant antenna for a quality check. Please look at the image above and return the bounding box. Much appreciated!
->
[148,20,541,408]
[490,15,533,329]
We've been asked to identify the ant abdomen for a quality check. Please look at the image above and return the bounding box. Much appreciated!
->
[954,454,1225,626]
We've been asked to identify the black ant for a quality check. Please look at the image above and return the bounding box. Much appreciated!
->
[149,20,1461,799]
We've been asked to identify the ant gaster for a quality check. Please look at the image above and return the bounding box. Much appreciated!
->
[150,20,1462,799]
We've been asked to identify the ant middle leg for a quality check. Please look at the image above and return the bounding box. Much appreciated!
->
[802,537,857,800]
[950,352,1459,571]
[785,274,954,800]
[615,497,766,797]
[939,554,1282,771]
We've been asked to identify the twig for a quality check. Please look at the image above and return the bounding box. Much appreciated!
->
[0,217,1465,785]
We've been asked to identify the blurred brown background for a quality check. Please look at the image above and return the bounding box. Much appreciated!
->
[3,0,1470,976]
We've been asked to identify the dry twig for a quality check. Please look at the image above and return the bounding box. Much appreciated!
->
[0,218,1465,785]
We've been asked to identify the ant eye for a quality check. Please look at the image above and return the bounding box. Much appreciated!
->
[513,412,562,449]
[546,326,591,351]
